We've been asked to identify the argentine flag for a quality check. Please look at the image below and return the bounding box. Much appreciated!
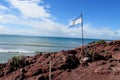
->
[69,14,83,27]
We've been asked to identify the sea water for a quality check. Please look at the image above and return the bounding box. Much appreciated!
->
[0,34,100,63]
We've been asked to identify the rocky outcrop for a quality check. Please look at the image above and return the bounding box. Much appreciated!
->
[0,40,120,80]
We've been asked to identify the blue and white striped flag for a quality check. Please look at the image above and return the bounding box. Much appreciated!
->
[69,15,83,27]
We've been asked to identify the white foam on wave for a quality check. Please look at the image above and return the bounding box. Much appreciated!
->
[0,49,35,53]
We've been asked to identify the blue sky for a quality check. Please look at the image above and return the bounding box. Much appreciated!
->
[0,0,120,39]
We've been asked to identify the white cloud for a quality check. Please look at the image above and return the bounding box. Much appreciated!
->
[113,30,120,38]
[0,5,9,10]
[0,14,18,24]
[0,15,3,18]
[0,14,119,39]
[0,26,4,31]
[0,12,119,39]
[83,25,115,39]
[0,0,119,40]
[60,24,120,39]
[8,0,50,18]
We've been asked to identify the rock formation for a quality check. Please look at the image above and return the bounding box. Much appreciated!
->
[0,40,120,80]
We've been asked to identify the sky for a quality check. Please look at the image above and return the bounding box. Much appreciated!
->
[0,0,120,39]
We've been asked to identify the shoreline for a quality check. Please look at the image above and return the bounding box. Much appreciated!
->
[0,40,120,80]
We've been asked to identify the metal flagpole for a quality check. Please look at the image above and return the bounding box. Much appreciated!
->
[81,13,84,48]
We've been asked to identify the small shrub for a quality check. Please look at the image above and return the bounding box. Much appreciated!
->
[91,40,106,44]
[7,55,25,67]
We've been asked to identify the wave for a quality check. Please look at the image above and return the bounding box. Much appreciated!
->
[0,49,35,53]
[0,42,76,47]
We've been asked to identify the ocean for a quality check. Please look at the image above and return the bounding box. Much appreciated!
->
[0,34,100,63]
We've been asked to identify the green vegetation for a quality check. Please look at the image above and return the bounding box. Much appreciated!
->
[7,55,25,67]
[90,40,106,44]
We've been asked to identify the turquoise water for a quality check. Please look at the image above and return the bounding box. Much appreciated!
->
[0,34,99,63]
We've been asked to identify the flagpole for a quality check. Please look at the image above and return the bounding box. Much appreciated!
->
[69,13,84,55]
[81,13,84,49]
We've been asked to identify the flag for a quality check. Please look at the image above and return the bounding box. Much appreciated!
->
[69,14,83,27]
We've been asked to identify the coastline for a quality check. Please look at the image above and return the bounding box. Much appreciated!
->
[0,40,120,80]
[0,34,107,63]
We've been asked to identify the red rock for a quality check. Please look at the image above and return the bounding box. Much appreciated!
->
[0,69,3,77]
[0,40,120,80]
